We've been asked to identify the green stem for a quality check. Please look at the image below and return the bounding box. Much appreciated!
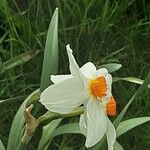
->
[38,106,84,124]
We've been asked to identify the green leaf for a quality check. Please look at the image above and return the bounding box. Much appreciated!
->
[52,123,81,138]
[91,136,107,150]
[60,146,74,150]
[99,63,122,73]
[38,123,81,150]
[114,141,124,150]
[117,117,150,137]
[7,89,40,150]
[122,77,145,85]
[38,119,62,150]
[113,77,150,88]
[40,8,59,92]
[0,139,5,150]
[113,73,150,128]
[0,32,7,45]
[0,95,27,104]
[0,51,39,74]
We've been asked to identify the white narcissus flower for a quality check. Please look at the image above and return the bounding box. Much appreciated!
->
[40,44,117,149]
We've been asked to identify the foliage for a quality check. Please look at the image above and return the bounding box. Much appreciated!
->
[0,0,149,149]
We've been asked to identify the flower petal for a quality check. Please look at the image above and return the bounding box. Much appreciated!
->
[85,100,107,148]
[51,75,72,84]
[106,74,112,92]
[97,68,108,77]
[100,74,112,102]
[79,113,87,136]
[106,118,116,150]
[66,44,83,83]
[40,78,87,114]
[80,62,97,79]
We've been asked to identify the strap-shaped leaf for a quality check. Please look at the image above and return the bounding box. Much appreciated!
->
[7,89,39,150]
[100,63,122,73]
[117,117,150,137]
[40,8,59,92]
[52,123,81,138]
[0,139,5,150]
[114,141,124,150]
[113,77,150,88]
[113,73,150,128]
[38,123,81,150]
[38,119,62,150]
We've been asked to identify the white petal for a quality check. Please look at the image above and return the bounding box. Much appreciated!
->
[106,74,112,92]
[66,44,83,84]
[40,78,87,114]
[85,100,107,148]
[101,96,109,107]
[51,75,72,84]
[106,118,116,150]
[97,68,108,77]
[100,74,112,102]
[79,113,87,136]
[80,62,97,79]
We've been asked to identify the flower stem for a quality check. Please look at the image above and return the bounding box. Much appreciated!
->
[37,106,84,124]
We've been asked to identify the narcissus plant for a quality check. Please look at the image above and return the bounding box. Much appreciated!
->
[40,44,117,149]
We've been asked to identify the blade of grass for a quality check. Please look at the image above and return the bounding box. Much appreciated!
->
[0,51,39,74]
[40,8,59,92]
[0,32,8,45]
[0,95,27,104]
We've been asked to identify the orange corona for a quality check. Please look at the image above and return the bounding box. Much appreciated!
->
[107,97,116,116]
[90,76,107,98]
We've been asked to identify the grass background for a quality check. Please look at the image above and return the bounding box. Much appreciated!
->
[0,0,150,149]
